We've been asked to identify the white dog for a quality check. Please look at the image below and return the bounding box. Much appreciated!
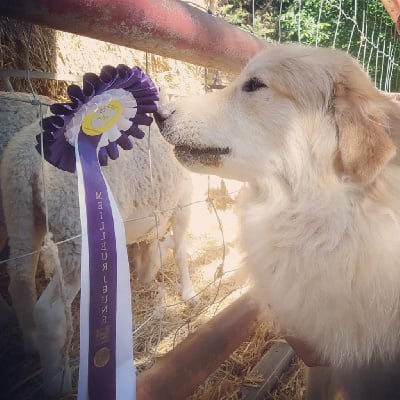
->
[156,44,400,368]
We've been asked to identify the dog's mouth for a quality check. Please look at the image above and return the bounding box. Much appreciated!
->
[173,145,231,167]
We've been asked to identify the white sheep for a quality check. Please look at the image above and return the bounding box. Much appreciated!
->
[0,92,52,326]
[0,92,195,396]
[0,92,52,251]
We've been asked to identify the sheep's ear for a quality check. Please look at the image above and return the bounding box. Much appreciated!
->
[334,81,396,185]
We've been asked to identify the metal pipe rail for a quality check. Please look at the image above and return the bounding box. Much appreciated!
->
[0,0,268,74]
[137,293,260,400]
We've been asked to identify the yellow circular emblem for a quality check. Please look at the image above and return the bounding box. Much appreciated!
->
[82,100,123,136]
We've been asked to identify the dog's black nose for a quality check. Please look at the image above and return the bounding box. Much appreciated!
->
[154,111,167,127]
[154,109,175,129]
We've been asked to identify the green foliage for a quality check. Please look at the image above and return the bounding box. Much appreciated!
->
[219,1,275,39]
[218,0,400,91]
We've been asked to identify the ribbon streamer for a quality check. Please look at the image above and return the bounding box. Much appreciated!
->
[76,130,136,399]
[38,65,158,400]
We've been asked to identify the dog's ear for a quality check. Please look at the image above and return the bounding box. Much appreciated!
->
[334,78,396,185]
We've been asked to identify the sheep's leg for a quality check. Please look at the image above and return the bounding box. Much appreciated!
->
[34,241,80,396]
[171,207,195,301]
[131,242,147,281]
[7,230,44,353]
[141,240,161,283]
[4,165,45,352]
[135,239,173,283]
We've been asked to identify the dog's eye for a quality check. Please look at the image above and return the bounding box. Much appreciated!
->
[242,78,268,92]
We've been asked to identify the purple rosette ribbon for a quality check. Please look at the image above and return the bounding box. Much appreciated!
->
[38,65,158,172]
[38,65,158,400]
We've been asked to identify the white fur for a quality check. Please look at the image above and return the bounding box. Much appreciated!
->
[0,92,54,327]
[157,44,400,368]
[0,92,53,251]
[0,92,195,395]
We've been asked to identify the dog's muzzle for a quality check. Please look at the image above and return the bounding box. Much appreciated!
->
[154,109,175,131]
[153,110,230,168]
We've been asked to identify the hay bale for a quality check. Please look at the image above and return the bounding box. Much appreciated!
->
[0,17,68,99]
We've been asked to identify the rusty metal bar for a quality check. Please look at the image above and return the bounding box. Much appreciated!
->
[241,342,295,400]
[137,293,260,400]
[381,0,400,33]
[0,0,268,74]
[0,69,82,83]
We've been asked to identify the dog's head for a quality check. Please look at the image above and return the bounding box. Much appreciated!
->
[156,44,399,186]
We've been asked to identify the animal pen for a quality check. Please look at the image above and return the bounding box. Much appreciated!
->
[1,0,400,399]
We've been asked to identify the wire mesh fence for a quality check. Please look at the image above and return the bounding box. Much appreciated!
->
[1,1,400,399]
